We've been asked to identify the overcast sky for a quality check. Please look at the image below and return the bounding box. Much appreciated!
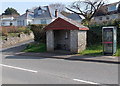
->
[0,0,120,15]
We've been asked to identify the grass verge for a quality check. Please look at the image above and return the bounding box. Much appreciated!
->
[23,43,120,57]
[79,44,120,57]
[114,46,120,57]
[23,43,46,52]
[79,45,103,56]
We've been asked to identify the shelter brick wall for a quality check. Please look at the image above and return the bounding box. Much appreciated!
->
[70,30,78,53]
[70,30,87,53]
[46,29,87,53]
[46,30,54,51]
[1,32,34,48]
[78,31,87,52]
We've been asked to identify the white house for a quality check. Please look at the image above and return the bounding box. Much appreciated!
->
[0,15,19,26]
[17,6,66,26]
[17,9,34,26]
[93,2,120,24]
[17,6,83,26]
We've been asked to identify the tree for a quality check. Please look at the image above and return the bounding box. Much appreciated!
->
[2,7,20,15]
[66,0,105,25]
[49,3,65,12]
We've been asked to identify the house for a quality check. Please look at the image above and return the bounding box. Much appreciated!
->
[93,2,120,24]
[17,6,65,26]
[17,9,34,26]
[0,14,19,26]
[17,6,83,26]
[44,17,89,53]
[33,6,67,24]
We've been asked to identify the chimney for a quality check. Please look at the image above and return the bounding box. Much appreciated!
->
[26,9,29,18]
[55,9,58,18]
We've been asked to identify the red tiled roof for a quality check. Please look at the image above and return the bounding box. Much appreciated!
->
[44,17,89,30]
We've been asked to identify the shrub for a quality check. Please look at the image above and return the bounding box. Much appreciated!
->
[2,28,8,36]
[17,27,31,34]
[17,27,26,33]
[87,25,102,46]
[30,24,47,43]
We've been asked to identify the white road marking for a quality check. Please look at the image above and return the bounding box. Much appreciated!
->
[0,64,38,73]
[3,55,14,56]
[73,79,99,84]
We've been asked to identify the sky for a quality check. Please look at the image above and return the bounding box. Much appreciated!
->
[0,0,120,15]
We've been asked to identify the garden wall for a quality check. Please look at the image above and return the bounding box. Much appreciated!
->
[1,32,34,48]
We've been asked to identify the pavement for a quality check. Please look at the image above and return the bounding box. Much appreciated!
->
[14,51,120,64]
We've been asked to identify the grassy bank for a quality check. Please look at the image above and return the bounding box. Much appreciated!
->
[23,43,46,52]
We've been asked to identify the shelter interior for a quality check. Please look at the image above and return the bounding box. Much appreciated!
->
[54,30,70,51]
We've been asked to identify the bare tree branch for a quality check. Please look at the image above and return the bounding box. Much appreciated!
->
[66,0,105,23]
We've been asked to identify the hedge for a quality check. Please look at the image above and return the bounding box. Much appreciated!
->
[30,21,120,46]
[87,23,120,46]
[30,24,47,43]
[87,25,102,45]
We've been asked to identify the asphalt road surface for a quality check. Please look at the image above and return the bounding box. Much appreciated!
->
[1,41,119,85]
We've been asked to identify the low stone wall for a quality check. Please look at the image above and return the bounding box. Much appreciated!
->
[1,32,34,48]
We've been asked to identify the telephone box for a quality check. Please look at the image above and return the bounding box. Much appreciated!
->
[102,26,117,55]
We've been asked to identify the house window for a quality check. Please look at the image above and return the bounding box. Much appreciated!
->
[111,15,116,19]
[23,20,24,26]
[106,16,109,20]
[65,32,68,39]
[2,22,5,26]
[17,21,19,26]
[20,20,22,26]
[38,10,42,15]
[108,5,117,12]
[99,17,102,20]
[28,21,31,25]
[41,19,47,24]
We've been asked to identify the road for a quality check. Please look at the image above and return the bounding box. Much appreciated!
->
[1,41,119,85]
